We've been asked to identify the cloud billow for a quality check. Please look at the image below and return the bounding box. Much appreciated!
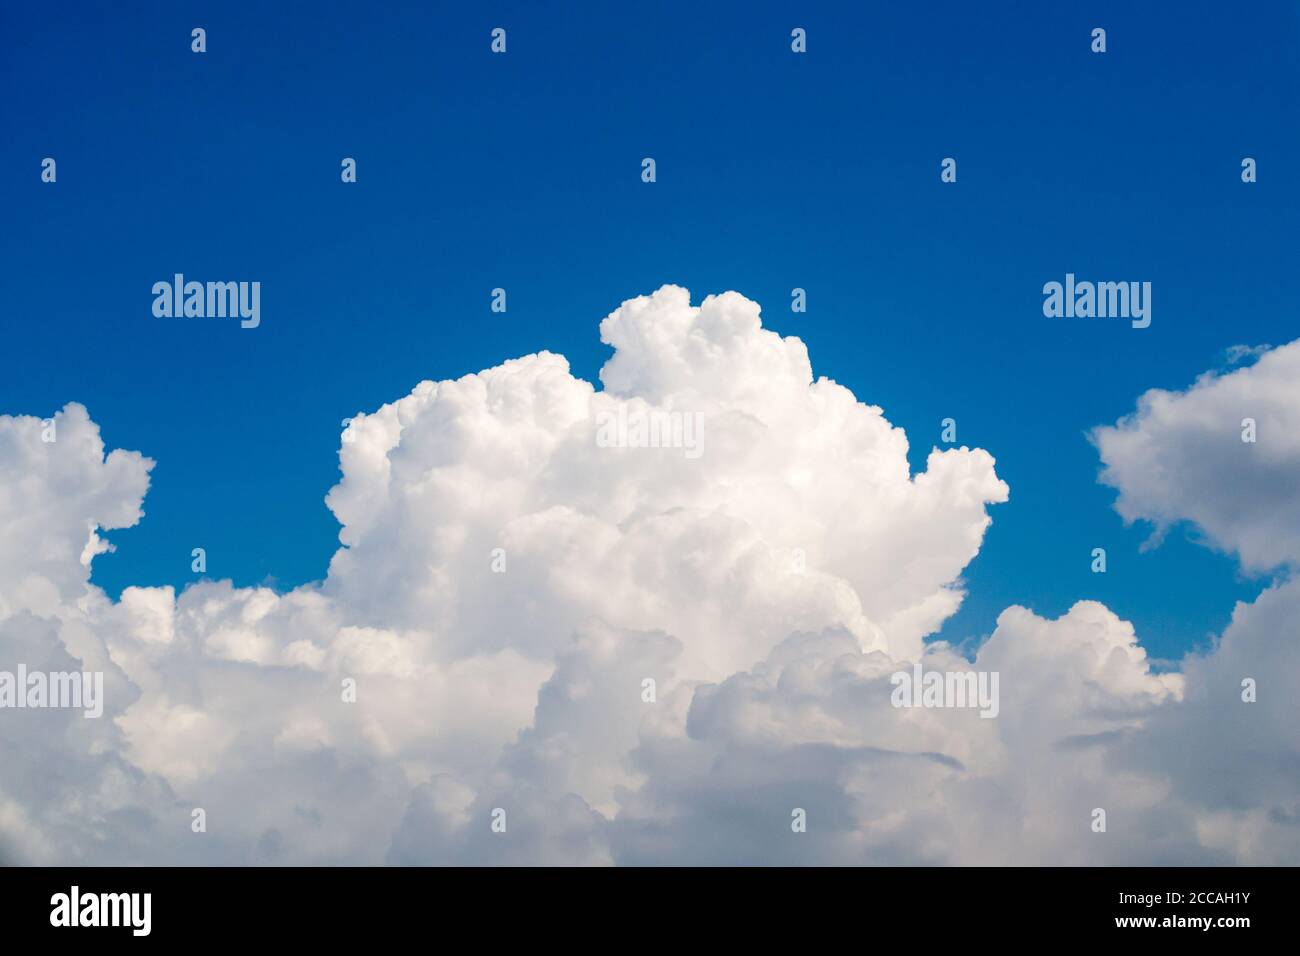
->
[0,287,1294,865]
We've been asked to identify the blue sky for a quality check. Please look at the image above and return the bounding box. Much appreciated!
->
[3,0,1296,663]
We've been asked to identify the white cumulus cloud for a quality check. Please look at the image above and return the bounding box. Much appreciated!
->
[0,288,1295,865]
[1092,340,1300,572]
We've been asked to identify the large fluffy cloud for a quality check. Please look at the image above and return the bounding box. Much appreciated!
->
[0,288,1295,865]
[323,286,1007,670]
[611,601,1190,865]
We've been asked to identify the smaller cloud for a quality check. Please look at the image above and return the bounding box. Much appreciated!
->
[1091,339,1300,573]
[1223,343,1271,366]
